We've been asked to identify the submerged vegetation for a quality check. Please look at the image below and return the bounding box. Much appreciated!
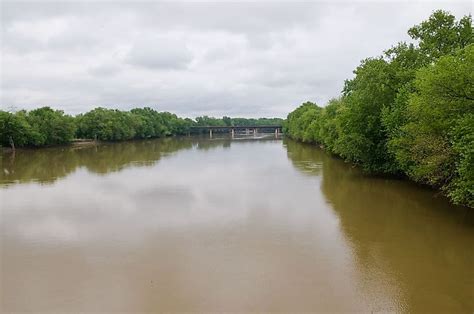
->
[284,10,473,207]
[0,107,283,148]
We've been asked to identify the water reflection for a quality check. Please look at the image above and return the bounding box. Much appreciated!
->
[0,136,268,186]
[1,137,473,312]
[285,139,474,313]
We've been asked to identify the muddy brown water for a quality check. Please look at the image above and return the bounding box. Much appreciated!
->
[1,136,472,312]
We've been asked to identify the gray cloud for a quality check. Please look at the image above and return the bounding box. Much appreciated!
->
[1,1,472,117]
[126,36,193,70]
[88,64,121,77]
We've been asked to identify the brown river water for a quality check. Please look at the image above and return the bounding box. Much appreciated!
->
[1,136,473,312]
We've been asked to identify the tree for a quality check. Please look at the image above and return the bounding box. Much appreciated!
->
[25,107,76,146]
[391,45,474,205]
[408,10,473,60]
[76,108,136,141]
[0,111,32,148]
[222,116,232,126]
[285,102,320,142]
[318,98,343,153]
[131,107,167,138]
[336,58,399,173]
[283,10,473,206]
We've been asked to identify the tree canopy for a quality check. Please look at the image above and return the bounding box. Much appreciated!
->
[1,106,282,148]
[284,10,473,207]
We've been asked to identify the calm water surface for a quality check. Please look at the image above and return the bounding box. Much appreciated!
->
[1,136,473,312]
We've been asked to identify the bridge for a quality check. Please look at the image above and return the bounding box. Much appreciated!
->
[189,125,283,138]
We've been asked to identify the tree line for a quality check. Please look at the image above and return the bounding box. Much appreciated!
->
[284,10,473,207]
[194,115,283,127]
[0,107,283,149]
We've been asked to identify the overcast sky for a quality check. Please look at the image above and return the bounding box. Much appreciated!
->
[1,1,472,118]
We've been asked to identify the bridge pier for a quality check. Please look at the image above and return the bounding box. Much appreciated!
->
[231,128,235,138]
[254,128,257,135]
[275,128,279,137]
[209,129,213,138]
[245,128,249,135]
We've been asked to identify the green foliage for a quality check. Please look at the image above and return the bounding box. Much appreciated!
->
[0,111,32,148]
[391,45,474,205]
[195,116,226,127]
[449,114,474,207]
[27,107,77,146]
[76,108,137,141]
[408,10,473,60]
[284,11,473,207]
[0,107,76,147]
[195,115,283,127]
[155,111,190,136]
[76,108,192,141]
[318,98,343,152]
[2,106,282,148]
[130,107,168,138]
[337,58,399,172]
[285,102,321,142]
[222,116,232,126]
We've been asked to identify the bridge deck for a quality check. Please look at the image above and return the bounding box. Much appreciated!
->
[190,125,282,130]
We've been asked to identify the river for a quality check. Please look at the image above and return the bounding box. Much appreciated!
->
[1,136,472,312]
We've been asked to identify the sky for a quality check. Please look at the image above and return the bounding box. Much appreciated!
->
[0,1,472,118]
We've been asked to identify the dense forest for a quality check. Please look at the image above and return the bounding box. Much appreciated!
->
[284,10,473,207]
[0,107,283,148]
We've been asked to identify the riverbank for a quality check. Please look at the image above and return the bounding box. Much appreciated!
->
[1,107,283,150]
[284,135,472,209]
[283,11,473,207]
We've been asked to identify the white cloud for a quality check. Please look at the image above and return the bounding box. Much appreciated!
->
[0,1,472,117]
[126,35,193,70]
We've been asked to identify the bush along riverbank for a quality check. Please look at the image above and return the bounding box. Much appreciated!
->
[0,107,190,149]
[0,106,283,149]
[283,10,473,208]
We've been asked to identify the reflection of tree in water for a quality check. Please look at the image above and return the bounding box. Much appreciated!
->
[0,137,226,186]
[0,137,278,186]
[283,139,324,176]
[194,138,231,151]
[77,138,195,174]
[285,139,474,313]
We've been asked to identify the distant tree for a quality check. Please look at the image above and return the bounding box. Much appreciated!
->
[0,111,32,149]
[285,102,320,142]
[25,107,76,146]
[408,10,473,60]
[131,107,167,138]
[222,116,232,126]
[76,107,136,141]
[195,116,225,126]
